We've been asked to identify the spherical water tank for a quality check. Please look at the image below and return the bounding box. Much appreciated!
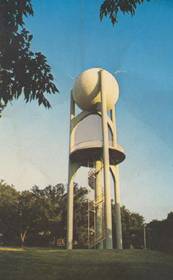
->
[72,68,119,111]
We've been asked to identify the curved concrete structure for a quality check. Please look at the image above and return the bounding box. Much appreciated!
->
[70,141,125,167]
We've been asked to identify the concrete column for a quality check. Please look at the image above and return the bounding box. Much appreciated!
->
[110,106,123,249]
[67,162,78,249]
[110,106,117,144]
[95,160,103,249]
[67,93,76,249]
[100,70,113,249]
[111,166,123,249]
[144,224,147,249]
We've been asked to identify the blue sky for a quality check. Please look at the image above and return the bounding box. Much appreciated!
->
[0,0,173,222]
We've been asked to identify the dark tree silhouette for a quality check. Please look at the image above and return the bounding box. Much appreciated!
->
[100,0,150,25]
[148,213,173,252]
[113,205,144,249]
[0,0,58,115]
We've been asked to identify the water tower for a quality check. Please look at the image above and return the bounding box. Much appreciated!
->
[67,68,125,249]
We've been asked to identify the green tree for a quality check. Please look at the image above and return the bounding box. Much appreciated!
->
[17,190,45,247]
[31,184,66,246]
[0,0,58,116]
[0,180,19,245]
[147,212,173,252]
[73,184,88,247]
[0,182,45,246]
[114,205,144,248]
[0,181,89,247]
[100,0,150,25]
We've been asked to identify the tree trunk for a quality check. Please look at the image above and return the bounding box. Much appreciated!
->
[20,231,27,248]
[54,235,57,247]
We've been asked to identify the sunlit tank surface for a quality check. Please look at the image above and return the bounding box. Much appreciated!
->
[72,68,119,111]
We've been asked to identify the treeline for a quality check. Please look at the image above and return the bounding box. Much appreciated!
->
[0,180,172,252]
[147,213,173,253]
[0,180,87,247]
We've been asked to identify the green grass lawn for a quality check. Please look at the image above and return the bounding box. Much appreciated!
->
[0,248,173,280]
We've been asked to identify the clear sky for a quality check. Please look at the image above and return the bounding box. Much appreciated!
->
[0,0,173,222]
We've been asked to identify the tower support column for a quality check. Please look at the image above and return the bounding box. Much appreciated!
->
[67,93,78,249]
[95,160,103,249]
[110,106,123,249]
[111,165,123,249]
[100,70,113,249]
[67,162,78,249]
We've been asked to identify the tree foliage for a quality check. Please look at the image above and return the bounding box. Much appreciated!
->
[112,205,144,248]
[0,181,88,247]
[0,0,58,115]
[31,184,66,245]
[100,0,150,25]
[1,180,172,251]
[73,184,88,247]
[147,213,173,252]
[0,180,19,244]
[17,190,45,246]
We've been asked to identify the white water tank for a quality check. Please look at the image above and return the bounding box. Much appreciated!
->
[72,67,119,111]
